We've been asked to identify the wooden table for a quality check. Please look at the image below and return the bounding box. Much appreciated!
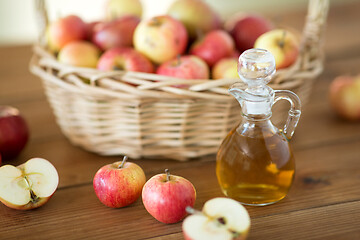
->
[1,2,360,239]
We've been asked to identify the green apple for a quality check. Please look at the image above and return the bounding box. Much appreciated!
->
[133,15,188,64]
[167,0,221,39]
[105,0,142,20]
[254,29,299,69]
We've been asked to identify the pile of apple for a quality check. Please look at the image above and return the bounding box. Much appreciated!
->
[47,0,300,85]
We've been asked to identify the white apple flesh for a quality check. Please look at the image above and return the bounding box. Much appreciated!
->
[183,197,251,240]
[0,158,59,210]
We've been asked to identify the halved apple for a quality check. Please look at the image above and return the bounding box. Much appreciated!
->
[0,158,59,210]
[183,197,251,240]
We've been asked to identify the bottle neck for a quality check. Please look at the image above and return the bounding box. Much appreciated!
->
[237,115,277,138]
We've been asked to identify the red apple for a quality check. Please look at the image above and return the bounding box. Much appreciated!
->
[254,29,299,69]
[0,106,29,160]
[97,47,154,73]
[85,21,102,41]
[58,41,100,68]
[93,156,146,208]
[105,0,143,20]
[190,30,235,67]
[142,169,196,224]
[156,55,209,84]
[46,15,87,52]
[183,198,251,240]
[329,75,360,121]
[92,15,140,51]
[167,0,222,39]
[133,15,188,64]
[212,58,239,80]
[225,13,274,53]
[0,158,59,210]
[0,153,2,166]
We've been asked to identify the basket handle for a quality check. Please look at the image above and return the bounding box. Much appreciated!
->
[34,0,49,47]
[299,0,329,69]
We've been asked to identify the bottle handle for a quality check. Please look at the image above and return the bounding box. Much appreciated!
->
[273,90,302,140]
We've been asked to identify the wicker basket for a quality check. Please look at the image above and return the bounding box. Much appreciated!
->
[30,0,329,161]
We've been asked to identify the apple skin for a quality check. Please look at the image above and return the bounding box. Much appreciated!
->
[85,21,102,41]
[93,160,146,208]
[142,170,196,224]
[212,57,239,80]
[133,15,188,64]
[225,13,273,53]
[92,15,140,51]
[254,29,299,69]
[157,55,209,80]
[0,195,52,211]
[58,41,100,68]
[329,75,360,121]
[46,15,87,52]
[97,47,154,73]
[0,106,29,160]
[167,0,222,40]
[190,30,235,67]
[105,0,143,20]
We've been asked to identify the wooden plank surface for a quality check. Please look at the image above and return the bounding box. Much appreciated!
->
[1,1,360,239]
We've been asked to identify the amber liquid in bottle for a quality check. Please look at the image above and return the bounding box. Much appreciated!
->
[216,119,295,206]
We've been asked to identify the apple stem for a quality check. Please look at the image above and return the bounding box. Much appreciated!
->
[165,169,171,181]
[119,156,128,168]
[279,30,287,49]
[151,17,161,27]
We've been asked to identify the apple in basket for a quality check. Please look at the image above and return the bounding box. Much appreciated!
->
[105,0,143,20]
[133,15,188,64]
[254,29,299,69]
[182,198,251,240]
[58,41,101,68]
[225,13,274,53]
[190,30,235,67]
[167,0,222,40]
[142,169,196,224]
[46,15,87,52]
[92,15,140,51]
[93,156,146,208]
[212,58,239,80]
[0,105,29,160]
[329,75,360,121]
[156,55,209,88]
[0,158,59,210]
[97,47,154,73]
[85,21,102,41]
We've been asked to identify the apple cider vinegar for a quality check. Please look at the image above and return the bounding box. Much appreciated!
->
[216,123,295,206]
[215,49,301,206]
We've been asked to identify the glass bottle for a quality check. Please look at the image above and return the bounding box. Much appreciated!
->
[216,48,301,206]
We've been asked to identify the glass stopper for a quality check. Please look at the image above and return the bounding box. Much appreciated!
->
[237,48,276,87]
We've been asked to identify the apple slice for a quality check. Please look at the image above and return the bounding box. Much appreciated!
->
[183,197,250,240]
[0,158,59,210]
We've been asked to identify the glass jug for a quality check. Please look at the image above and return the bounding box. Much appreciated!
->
[216,48,301,206]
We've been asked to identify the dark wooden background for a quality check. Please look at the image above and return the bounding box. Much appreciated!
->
[1,1,360,239]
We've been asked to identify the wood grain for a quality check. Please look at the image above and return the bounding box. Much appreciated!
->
[1,1,360,239]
